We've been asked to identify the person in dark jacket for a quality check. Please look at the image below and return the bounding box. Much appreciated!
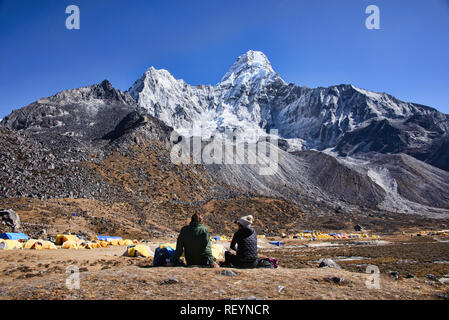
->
[224,215,258,268]
[170,213,219,268]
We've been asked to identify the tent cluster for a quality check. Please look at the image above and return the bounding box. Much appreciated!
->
[56,235,138,250]
[0,232,139,250]
[286,231,380,240]
[211,234,266,241]
[416,230,449,237]
[210,235,232,242]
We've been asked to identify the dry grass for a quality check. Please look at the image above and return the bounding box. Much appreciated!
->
[0,237,448,300]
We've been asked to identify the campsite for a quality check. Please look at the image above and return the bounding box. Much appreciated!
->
[0,229,448,300]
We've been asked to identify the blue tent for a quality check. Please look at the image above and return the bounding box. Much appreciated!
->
[0,232,29,240]
[96,235,122,241]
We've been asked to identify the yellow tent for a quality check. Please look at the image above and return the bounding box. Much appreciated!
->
[159,243,176,250]
[211,243,225,260]
[41,241,57,250]
[124,244,154,258]
[55,234,80,245]
[25,239,57,250]
[62,240,79,250]
[100,241,109,247]
[0,239,22,250]
[108,239,119,246]
[123,239,134,246]
[79,241,95,249]
[91,241,100,248]
[24,239,39,249]
[118,239,126,246]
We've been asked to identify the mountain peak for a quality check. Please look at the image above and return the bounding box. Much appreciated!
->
[99,79,114,91]
[239,50,273,70]
[220,50,276,84]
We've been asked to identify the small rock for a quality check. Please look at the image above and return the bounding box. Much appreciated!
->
[221,270,238,277]
[160,277,179,285]
[389,271,399,280]
[425,274,438,281]
[278,286,285,293]
[318,258,341,269]
[325,276,344,284]
[238,296,257,300]
[405,274,415,279]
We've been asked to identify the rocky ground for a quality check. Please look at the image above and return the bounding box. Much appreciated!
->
[0,234,448,300]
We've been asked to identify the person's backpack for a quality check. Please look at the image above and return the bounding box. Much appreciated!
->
[257,257,279,269]
[153,247,175,266]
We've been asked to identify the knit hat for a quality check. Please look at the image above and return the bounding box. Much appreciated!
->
[236,215,254,228]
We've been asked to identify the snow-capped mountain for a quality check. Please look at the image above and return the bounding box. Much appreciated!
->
[129,51,449,166]
[129,50,284,140]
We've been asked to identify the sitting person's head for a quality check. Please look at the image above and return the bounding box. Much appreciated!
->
[235,215,254,229]
[191,212,202,224]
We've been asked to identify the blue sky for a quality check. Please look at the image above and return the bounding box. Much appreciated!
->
[1,0,448,118]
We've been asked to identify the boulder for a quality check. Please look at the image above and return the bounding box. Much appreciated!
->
[425,274,438,281]
[325,276,344,284]
[221,270,238,277]
[160,277,179,285]
[0,209,22,233]
[318,258,341,269]
[389,271,400,280]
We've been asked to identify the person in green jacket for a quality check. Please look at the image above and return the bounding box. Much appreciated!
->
[170,213,219,268]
